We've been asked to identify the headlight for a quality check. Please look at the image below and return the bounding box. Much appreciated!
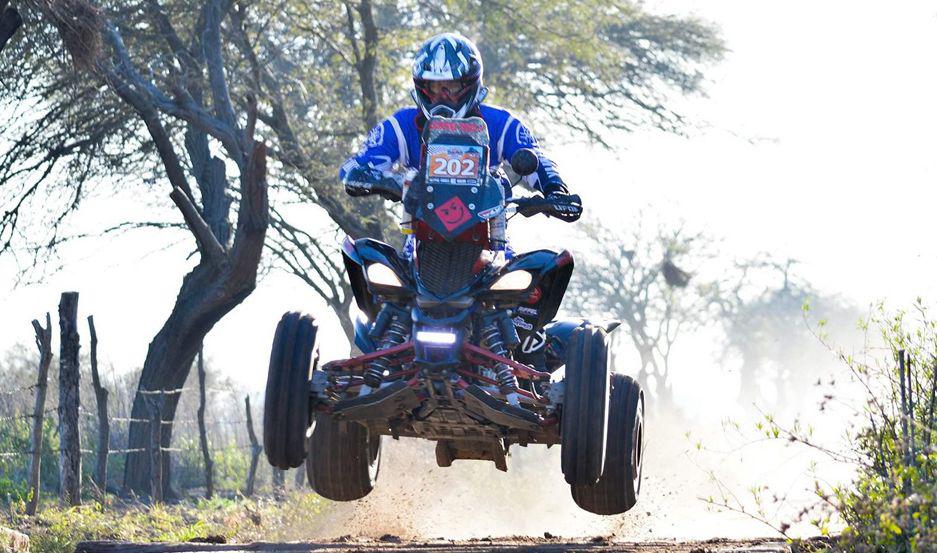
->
[367,263,403,287]
[491,270,533,291]
[415,330,457,345]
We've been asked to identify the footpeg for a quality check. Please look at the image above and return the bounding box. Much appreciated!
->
[462,385,541,432]
[333,380,420,421]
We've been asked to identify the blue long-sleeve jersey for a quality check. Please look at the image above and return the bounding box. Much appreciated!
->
[339,105,566,194]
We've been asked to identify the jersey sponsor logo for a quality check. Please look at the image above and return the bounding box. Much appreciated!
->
[366,124,384,147]
[517,306,538,317]
[516,123,534,146]
[521,330,547,353]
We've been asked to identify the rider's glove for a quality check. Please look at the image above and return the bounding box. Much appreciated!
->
[545,192,583,222]
[343,166,403,201]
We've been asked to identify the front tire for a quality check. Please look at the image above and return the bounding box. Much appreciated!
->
[263,312,317,470]
[306,414,381,501]
[571,373,645,515]
[560,325,610,485]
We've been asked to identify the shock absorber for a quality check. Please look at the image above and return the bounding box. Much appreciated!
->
[480,313,520,404]
[363,304,411,389]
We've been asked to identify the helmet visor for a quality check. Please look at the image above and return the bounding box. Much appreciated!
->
[414,78,475,111]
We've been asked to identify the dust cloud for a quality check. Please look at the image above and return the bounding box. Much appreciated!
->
[298,315,861,542]
[303,411,838,541]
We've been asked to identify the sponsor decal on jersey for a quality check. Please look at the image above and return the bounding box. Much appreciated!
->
[521,330,547,354]
[512,316,533,331]
[516,123,534,146]
[366,124,384,147]
[517,306,538,317]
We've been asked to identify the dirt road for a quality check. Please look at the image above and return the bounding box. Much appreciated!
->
[74,538,812,553]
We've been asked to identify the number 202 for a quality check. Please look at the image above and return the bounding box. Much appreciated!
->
[432,156,476,177]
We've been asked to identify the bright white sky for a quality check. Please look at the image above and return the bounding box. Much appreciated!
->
[1,0,935,395]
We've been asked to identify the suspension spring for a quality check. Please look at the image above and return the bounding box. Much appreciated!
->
[363,314,410,388]
[480,320,518,395]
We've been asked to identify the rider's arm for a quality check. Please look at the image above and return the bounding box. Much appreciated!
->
[339,116,406,198]
[500,118,568,196]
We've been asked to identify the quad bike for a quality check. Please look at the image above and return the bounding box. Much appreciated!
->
[263,116,645,515]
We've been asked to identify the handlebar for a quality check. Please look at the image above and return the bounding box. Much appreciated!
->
[509,194,583,222]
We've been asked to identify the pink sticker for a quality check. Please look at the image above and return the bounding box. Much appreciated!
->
[435,196,472,232]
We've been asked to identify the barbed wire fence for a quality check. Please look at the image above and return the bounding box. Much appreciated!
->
[0,374,287,505]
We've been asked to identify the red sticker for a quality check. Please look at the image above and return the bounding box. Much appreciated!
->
[434,196,472,232]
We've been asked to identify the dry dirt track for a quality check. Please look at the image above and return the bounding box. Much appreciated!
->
[74,538,819,553]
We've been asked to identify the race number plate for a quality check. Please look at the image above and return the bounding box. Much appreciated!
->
[425,144,484,186]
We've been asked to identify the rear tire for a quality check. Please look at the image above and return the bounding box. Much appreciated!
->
[571,373,645,515]
[263,312,317,470]
[560,325,610,485]
[306,414,381,501]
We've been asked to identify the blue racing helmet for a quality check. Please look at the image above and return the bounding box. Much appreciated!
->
[411,32,488,118]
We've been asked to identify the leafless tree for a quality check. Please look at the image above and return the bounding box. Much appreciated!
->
[87,315,109,497]
[566,216,721,408]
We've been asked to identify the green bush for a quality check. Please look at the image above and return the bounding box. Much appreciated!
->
[7,492,326,553]
[825,303,937,552]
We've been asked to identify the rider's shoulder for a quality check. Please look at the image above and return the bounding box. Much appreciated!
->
[478,103,516,122]
[388,107,420,126]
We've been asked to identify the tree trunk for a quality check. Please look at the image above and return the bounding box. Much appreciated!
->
[122,143,268,497]
[0,2,23,53]
[87,316,110,498]
[26,313,52,515]
[244,395,260,496]
[196,346,213,499]
[57,292,81,506]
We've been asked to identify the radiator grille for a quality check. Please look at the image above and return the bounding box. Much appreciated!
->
[417,242,483,296]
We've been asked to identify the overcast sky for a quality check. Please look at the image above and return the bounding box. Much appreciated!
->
[1,0,935,395]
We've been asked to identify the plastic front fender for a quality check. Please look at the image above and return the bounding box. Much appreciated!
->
[502,249,574,330]
[341,237,413,319]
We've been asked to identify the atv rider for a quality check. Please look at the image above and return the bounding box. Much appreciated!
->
[339,32,582,232]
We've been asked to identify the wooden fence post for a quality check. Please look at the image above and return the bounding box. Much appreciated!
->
[147,394,164,503]
[196,346,213,499]
[26,313,52,515]
[87,316,109,499]
[244,396,261,496]
[57,292,81,506]
[293,466,305,490]
[272,467,285,499]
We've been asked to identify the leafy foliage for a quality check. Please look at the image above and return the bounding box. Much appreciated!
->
[825,302,937,552]
[5,493,325,553]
